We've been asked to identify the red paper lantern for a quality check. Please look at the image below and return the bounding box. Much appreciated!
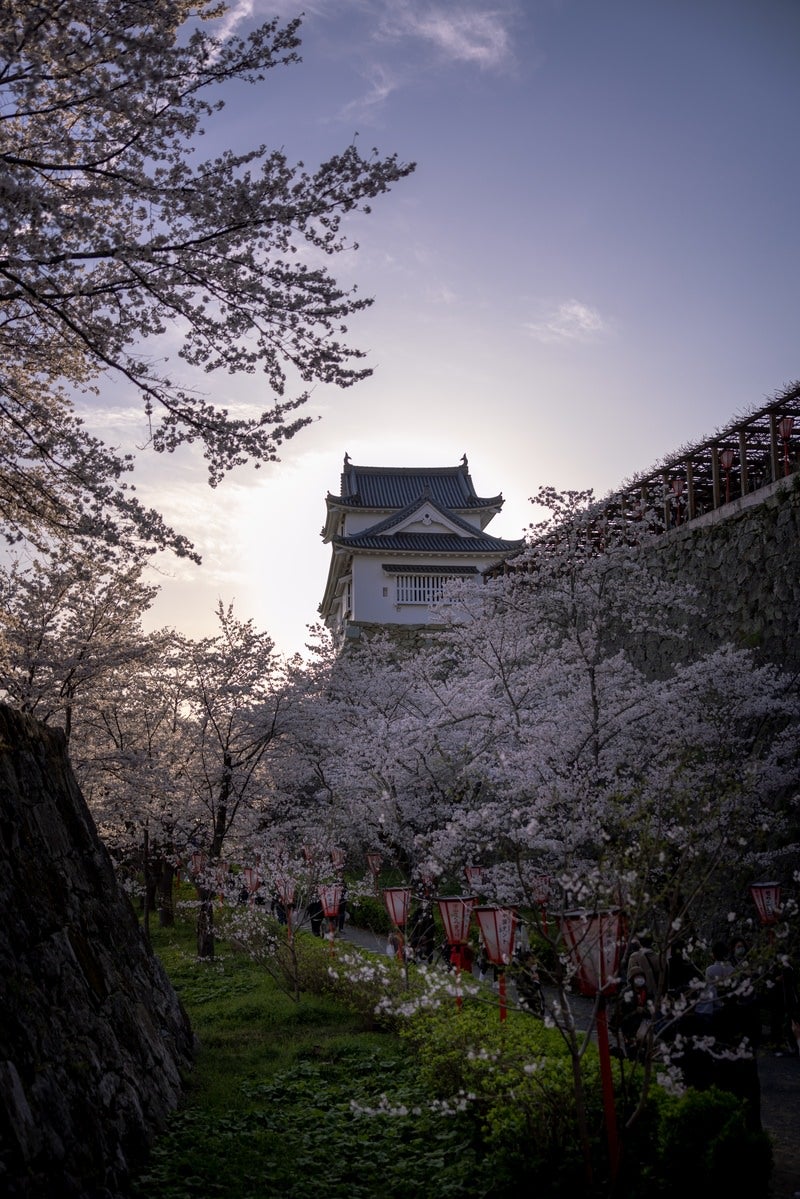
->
[367,852,383,876]
[437,895,477,946]
[464,865,485,889]
[383,886,412,929]
[778,416,794,476]
[474,907,517,966]
[275,877,295,908]
[750,881,781,926]
[561,909,626,997]
[318,882,343,920]
[719,448,735,503]
[530,874,552,906]
[475,906,517,1022]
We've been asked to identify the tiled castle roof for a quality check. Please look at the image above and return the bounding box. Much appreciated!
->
[328,458,503,512]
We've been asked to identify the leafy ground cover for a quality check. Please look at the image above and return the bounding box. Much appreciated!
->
[130,912,482,1199]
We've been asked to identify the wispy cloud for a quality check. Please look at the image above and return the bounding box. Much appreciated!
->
[338,64,402,124]
[224,2,517,124]
[216,0,516,71]
[378,2,515,72]
[212,0,254,44]
[524,300,608,345]
[334,3,517,124]
[210,1,329,44]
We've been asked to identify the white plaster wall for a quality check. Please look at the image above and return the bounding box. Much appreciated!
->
[343,510,391,535]
[351,557,490,625]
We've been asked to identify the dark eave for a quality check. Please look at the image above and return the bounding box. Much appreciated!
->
[331,532,525,553]
[381,564,478,574]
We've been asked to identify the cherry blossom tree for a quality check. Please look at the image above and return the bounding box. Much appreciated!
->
[0,1,414,558]
[0,541,310,945]
[0,542,186,931]
[73,628,194,934]
[65,601,306,952]
[306,631,475,881]
[0,544,158,743]
[305,488,799,1150]
[155,603,303,956]
[419,489,799,926]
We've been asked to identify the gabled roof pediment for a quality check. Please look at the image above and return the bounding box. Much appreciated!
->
[353,496,481,540]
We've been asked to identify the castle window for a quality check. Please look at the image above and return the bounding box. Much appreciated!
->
[395,573,452,605]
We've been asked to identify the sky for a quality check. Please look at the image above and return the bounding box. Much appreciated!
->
[104,0,800,656]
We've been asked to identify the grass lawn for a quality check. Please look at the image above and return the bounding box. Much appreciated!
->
[130,906,480,1199]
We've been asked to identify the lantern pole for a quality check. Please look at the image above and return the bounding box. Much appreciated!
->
[595,996,619,1180]
[561,909,625,1183]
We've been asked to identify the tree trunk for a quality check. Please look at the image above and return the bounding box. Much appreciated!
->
[196,887,215,959]
[142,827,151,942]
[157,859,175,927]
[198,762,232,959]
[570,1046,594,1190]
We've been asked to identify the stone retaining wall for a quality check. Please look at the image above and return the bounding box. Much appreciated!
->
[645,474,800,672]
[0,705,194,1198]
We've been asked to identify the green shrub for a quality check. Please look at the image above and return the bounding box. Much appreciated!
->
[290,931,339,996]
[400,1003,773,1199]
[346,892,391,936]
[644,1086,772,1198]
[402,1002,608,1195]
